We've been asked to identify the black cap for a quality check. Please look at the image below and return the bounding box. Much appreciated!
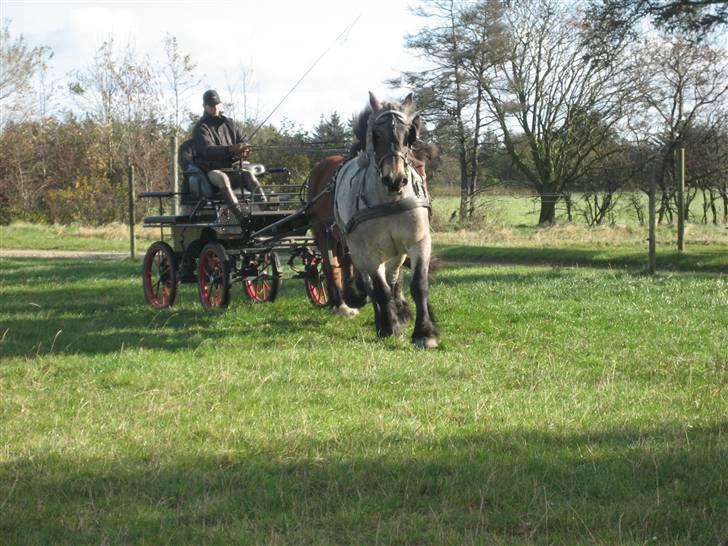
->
[203,89,221,106]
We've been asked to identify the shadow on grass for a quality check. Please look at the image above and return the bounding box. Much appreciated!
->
[436,244,728,274]
[0,259,330,358]
[0,257,136,284]
[0,424,725,544]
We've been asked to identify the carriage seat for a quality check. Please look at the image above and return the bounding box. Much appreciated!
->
[179,139,217,205]
[179,140,269,205]
[181,163,216,204]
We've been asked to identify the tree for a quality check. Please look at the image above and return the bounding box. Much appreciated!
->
[679,120,728,223]
[475,0,635,224]
[0,20,52,125]
[585,0,728,44]
[629,37,728,222]
[312,111,348,143]
[402,0,506,221]
[66,39,169,221]
[161,34,201,131]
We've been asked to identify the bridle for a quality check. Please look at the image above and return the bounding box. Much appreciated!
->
[365,109,414,177]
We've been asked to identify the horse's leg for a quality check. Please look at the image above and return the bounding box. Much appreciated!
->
[313,223,358,317]
[386,257,411,324]
[408,241,439,349]
[312,223,341,307]
[327,243,359,318]
[342,252,368,309]
[370,266,399,338]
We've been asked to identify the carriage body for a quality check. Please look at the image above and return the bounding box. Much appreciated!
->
[140,165,329,310]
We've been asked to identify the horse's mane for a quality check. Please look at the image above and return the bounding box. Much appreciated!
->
[347,95,439,167]
[411,140,439,166]
[348,99,409,157]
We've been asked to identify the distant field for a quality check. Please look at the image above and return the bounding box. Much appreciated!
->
[2,192,727,254]
[431,193,728,234]
[1,239,727,544]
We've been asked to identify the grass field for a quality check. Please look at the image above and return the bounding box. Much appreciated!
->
[0,222,157,251]
[1,219,727,544]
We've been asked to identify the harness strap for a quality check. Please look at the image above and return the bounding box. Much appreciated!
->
[344,197,431,235]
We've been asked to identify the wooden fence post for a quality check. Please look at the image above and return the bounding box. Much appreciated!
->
[170,133,179,216]
[677,147,685,252]
[648,164,656,274]
[128,165,136,260]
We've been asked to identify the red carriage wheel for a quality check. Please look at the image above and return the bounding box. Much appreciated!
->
[198,242,231,310]
[143,241,178,309]
[304,253,329,308]
[244,252,280,303]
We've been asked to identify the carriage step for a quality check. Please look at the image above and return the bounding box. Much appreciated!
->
[250,209,300,216]
[139,191,177,199]
[143,215,190,225]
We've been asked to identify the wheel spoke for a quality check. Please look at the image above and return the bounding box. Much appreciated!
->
[144,243,177,309]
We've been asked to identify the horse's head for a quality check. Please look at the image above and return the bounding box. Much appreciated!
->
[366,92,420,193]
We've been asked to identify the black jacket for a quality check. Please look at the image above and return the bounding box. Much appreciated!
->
[192,112,245,172]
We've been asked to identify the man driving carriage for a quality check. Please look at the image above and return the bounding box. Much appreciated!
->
[192,89,266,220]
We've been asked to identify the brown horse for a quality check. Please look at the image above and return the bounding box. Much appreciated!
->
[306,154,359,316]
[306,116,437,318]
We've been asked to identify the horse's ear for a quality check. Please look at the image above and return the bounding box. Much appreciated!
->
[369,91,381,112]
[407,114,421,145]
[403,92,415,112]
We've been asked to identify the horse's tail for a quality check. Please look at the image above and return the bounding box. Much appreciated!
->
[403,254,440,282]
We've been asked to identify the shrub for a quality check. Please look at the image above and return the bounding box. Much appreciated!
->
[46,176,123,225]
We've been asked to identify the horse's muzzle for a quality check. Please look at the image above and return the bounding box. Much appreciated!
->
[382,175,408,193]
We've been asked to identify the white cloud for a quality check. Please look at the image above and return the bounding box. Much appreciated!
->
[2,0,427,129]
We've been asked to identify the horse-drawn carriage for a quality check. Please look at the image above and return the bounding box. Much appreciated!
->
[140,160,329,310]
[141,92,439,348]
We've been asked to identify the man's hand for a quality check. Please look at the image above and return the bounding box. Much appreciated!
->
[229,143,251,158]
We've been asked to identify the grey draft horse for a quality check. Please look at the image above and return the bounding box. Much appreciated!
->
[333,92,438,348]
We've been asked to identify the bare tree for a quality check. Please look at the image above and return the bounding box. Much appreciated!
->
[162,34,201,131]
[0,20,52,125]
[629,37,728,222]
[403,0,505,221]
[478,0,635,223]
[222,63,260,128]
[69,38,164,202]
[585,0,728,44]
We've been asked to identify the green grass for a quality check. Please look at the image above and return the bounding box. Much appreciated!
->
[1,249,726,544]
[431,194,728,238]
[0,222,155,251]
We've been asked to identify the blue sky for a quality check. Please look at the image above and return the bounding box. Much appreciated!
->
[1,0,426,130]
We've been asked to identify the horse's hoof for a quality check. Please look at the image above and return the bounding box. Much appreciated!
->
[331,305,359,318]
[413,336,438,349]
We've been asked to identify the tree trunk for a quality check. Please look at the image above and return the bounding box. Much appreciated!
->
[709,188,718,225]
[459,148,468,221]
[564,193,573,222]
[538,192,558,224]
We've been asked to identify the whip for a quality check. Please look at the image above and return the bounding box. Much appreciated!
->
[247,14,361,142]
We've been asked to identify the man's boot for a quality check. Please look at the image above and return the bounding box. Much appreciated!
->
[220,186,245,223]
